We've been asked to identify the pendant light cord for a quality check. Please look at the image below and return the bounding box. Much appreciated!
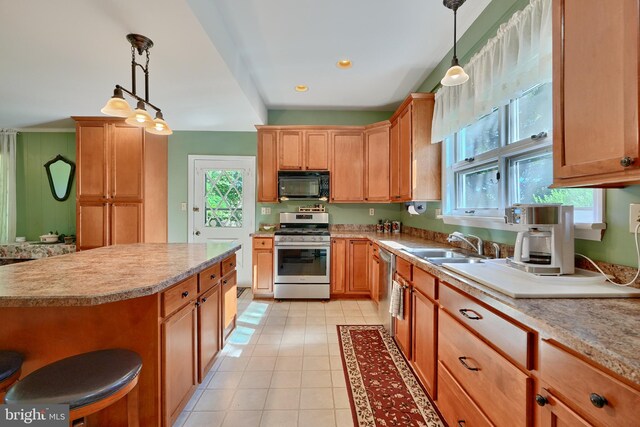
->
[575,221,640,287]
[453,9,457,61]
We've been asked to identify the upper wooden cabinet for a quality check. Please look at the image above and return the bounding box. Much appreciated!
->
[73,117,168,250]
[389,93,441,201]
[364,122,391,202]
[257,128,278,202]
[278,130,304,170]
[553,0,640,186]
[331,130,365,202]
[305,131,330,170]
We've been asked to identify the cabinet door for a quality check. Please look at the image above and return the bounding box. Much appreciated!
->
[221,271,237,345]
[76,123,107,200]
[553,0,640,184]
[252,249,274,296]
[111,202,143,245]
[348,240,369,294]
[538,390,592,427]
[370,250,380,303]
[258,130,278,202]
[198,284,221,382]
[389,119,400,200]
[305,131,329,170]
[77,202,108,250]
[412,289,437,396]
[279,130,304,170]
[162,301,198,427]
[398,105,412,201]
[365,125,390,202]
[331,131,365,202]
[111,124,143,200]
[330,238,347,295]
[394,275,412,359]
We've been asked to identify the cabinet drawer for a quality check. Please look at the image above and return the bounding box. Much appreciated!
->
[198,262,221,293]
[439,283,532,369]
[437,361,494,427]
[439,310,530,427]
[540,340,640,427]
[162,276,198,318]
[396,257,413,281]
[222,254,236,276]
[253,237,273,249]
[413,267,436,300]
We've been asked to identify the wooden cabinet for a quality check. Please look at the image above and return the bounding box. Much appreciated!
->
[305,131,330,170]
[411,267,437,397]
[162,299,198,427]
[393,273,412,359]
[536,388,592,427]
[331,238,369,297]
[368,243,380,304]
[252,237,274,296]
[257,128,278,202]
[331,131,365,202]
[74,117,167,250]
[553,0,640,187]
[388,93,440,201]
[437,362,493,427]
[364,122,391,202]
[278,130,304,170]
[197,284,220,383]
[221,270,237,346]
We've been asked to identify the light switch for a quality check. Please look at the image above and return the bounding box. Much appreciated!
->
[261,207,271,215]
[180,202,187,211]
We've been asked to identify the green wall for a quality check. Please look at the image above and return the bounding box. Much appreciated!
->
[257,202,402,227]
[16,132,76,241]
[268,110,393,126]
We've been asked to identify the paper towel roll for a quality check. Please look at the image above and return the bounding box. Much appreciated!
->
[408,205,419,215]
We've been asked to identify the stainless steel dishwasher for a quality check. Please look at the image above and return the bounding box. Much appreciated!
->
[378,249,395,336]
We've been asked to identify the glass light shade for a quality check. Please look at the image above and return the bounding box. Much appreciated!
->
[146,117,173,135]
[441,65,469,87]
[125,107,154,127]
[100,96,132,117]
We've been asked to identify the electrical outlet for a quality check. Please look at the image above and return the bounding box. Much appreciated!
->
[630,203,640,232]
[369,208,375,216]
[261,207,271,215]
[180,202,187,211]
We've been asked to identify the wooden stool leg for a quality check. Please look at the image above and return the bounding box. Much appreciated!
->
[126,383,140,427]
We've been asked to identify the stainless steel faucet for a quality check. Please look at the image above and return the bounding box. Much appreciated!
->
[447,231,484,255]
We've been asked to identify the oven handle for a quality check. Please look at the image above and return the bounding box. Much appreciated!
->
[274,242,331,247]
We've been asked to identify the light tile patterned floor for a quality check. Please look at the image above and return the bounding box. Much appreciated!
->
[174,290,382,427]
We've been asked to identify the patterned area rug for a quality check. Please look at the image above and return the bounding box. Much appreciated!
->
[337,325,444,427]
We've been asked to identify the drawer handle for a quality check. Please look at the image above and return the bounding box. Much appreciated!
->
[202,297,207,303]
[458,356,479,371]
[181,291,189,298]
[457,421,466,427]
[459,309,482,320]
[210,274,216,280]
[535,394,548,407]
[590,393,608,408]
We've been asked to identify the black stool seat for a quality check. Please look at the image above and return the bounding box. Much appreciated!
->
[0,351,23,382]
[5,349,141,410]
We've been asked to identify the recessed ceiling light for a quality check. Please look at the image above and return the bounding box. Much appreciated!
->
[336,59,352,69]
[295,85,309,92]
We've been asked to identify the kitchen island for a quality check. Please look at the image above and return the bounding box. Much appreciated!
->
[0,242,240,426]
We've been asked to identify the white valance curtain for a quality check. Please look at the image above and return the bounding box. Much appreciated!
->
[432,0,552,143]
[0,129,17,244]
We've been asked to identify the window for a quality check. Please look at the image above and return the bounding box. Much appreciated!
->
[443,83,603,229]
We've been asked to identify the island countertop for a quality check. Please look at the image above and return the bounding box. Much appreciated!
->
[0,242,240,307]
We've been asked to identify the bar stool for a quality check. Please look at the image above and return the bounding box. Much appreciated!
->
[0,351,23,393]
[4,349,142,427]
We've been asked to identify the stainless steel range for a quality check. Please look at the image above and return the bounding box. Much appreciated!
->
[274,212,330,299]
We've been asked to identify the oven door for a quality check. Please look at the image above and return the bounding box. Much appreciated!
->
[274,243,330,284]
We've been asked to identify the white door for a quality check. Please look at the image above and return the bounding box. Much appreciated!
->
[189,155,255,287]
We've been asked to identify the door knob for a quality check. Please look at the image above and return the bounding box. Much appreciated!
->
[195,231,201,236]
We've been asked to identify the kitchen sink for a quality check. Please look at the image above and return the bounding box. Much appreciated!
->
[427,257,485,265]
[401,248,463,259]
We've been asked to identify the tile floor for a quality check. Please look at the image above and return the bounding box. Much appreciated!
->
[173,290,383,427]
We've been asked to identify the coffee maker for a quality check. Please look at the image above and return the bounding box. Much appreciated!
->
[504,204,575,275]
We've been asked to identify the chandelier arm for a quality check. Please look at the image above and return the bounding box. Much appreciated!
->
[115,85,162,114]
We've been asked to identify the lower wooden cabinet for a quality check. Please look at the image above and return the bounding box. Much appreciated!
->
[162,300,198,427]
[437,361,493,427]
[331,238,370,297]
[197,284,220,383]
[221,270,238,346]
[393,273,412,359]
[411,282,437,396]
[252,237,274,296]
[368,243,380,304]
[536,388,592,427]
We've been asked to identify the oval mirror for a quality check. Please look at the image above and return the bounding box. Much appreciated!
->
[44,155,75,201]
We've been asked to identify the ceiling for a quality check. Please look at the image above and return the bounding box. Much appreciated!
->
[0,0,490,131]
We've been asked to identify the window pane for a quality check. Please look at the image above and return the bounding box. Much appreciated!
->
[457,165,500,209]
[456,109,500,161]
[204,169,243,228]
[512,83,552,142]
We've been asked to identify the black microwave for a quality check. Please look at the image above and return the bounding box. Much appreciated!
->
[278,171,330,201]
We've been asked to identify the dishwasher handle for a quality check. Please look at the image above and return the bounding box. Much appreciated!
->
[379,249,393,263]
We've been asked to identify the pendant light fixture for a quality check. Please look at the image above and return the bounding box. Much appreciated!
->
[441,0,469,87]
[101,34,172,135]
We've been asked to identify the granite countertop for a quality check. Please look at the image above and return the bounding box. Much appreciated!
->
[0,243,240,308]
[0,242,76,259]
[330,231,640,386]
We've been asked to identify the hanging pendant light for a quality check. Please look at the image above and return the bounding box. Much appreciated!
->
[101,34,173,135]
[441,0,469,87]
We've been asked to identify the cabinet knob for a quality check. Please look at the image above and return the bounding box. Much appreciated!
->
[223,280,228,285]
[230,263,235,267]
[364,197,368,200]
[590,393,608,408]
[195,301,200,307]
[181,291,189,298]
[620,156,634,167]
[457,421,466,427]
[458,356,479,371]
[210,274,216,280]
[202,297,207,303]
[535,394,548,407]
